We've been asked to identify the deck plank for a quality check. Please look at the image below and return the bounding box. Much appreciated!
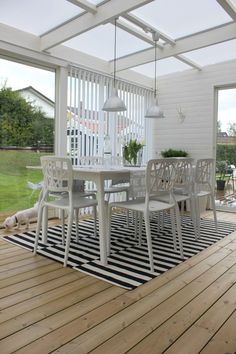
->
[0,212,235,354]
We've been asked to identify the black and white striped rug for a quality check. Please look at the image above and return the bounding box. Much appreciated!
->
[3,213,236,290]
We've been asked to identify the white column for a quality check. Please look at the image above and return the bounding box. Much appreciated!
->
[55,66,68,156]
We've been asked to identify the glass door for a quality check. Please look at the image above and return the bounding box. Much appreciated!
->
[216,87,236,211]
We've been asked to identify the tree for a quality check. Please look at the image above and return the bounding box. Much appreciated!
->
[227,122,236,136]
[0,86,54,147]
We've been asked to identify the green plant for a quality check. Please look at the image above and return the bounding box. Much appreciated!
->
[216,160,233,180]
[123,139,145,165]
[160,148,188,158]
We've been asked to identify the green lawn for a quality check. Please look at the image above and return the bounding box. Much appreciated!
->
[0,150,50,222]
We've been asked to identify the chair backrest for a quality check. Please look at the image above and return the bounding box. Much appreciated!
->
[41,156,73,194]
[145,159,178,200]
[195,158,215,184]
[174,158,194,194]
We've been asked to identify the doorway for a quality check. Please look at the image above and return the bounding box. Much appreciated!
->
[216,87,236,211]
[0,57,55,222]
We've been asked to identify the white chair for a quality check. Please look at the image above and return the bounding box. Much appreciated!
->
[193,158,217,238]
[34,156,98,267]
[169,158,198,238]
[107,159,184,273]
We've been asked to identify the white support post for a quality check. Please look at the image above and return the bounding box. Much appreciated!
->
[55,66,68,156]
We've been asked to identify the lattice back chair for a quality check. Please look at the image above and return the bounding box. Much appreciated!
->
[107,159,183,273]
[34,156,98,267]
[194,158,217,237]
[153,158,197,237]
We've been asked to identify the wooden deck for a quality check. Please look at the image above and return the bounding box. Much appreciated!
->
[0,211,236,354]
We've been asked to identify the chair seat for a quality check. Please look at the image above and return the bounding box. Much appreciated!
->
[110,198,175,213]
[45,195,98,210]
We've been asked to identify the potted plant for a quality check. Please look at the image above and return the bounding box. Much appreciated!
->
[160,148,188,158]
[216,160,233,190]
[123,139,145,166]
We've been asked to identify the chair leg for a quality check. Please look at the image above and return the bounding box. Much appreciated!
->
[107,205,112,256]
[33,204,44,255]
[134,211,138,241]
[195,197,201,239]
[143,212,154,273]
[126,190,129,228]
[210,193,218,233]
[64,210,73,267]
[174,205,184,258]
[170,208,177,251]
[61,210,65,245]
[189,196,198,239]
[93,206,97,237]
[75,209,79,243]
[138,212,142,246]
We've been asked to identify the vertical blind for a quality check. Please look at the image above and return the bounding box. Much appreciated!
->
[67,65,153,165]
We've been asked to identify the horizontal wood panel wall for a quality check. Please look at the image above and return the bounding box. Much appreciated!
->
[151,58,236,160]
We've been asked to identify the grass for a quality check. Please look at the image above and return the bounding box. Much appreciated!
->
[0,150,49,222]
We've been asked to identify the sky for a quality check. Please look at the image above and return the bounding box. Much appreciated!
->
[0,58,55,101]
[0,57,236,132]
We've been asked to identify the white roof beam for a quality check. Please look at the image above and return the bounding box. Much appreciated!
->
[40,0,154,51]
[217,0,236,21]
[122,13,176,45]
[114,18,164,48]
[114,19,198,70]
[115,22,236,71]
[66,0,97,14]
[174,55,202,70]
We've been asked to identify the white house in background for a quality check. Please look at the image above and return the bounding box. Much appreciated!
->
[16,86,54,119]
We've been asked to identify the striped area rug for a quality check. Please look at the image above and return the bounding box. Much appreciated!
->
[3,213,236,290]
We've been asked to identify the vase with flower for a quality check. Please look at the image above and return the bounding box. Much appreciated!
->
[123,139,145,167]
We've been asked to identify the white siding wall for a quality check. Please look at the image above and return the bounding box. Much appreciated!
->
[151,59,236,160]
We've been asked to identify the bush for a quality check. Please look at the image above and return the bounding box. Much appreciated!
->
[216,144,236,165]
[160,148,188,158]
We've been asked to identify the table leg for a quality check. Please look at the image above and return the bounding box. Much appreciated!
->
[95,177,107,266]
[42,206,48,243]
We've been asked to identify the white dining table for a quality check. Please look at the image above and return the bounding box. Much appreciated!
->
[73,165,145,265]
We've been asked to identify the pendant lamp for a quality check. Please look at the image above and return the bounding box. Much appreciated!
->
[102,18,127,112]
[145,32,164,118]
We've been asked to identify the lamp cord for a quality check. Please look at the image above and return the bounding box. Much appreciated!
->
[113,18,117,88]
[154,39,157,98]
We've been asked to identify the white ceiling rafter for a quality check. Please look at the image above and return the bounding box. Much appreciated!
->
[114,18,163,48]
[115,22,236,72]
[40,0,154,51]
[115,16,200,72]
[174,55,202,70]
[122,13,176,45]
[217,0,236,21]
[66,0,97,14]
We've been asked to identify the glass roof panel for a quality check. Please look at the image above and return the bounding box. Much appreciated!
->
[131,0,232,39]
[0,0,83,36]
[131,57,191,78]
[184,39,236,66]
[64,23,151,61]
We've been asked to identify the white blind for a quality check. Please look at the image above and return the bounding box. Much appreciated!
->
[67,66,153,165]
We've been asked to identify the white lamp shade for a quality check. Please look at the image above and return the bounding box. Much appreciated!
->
[145,98,164,118]
[102,88,127,112]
